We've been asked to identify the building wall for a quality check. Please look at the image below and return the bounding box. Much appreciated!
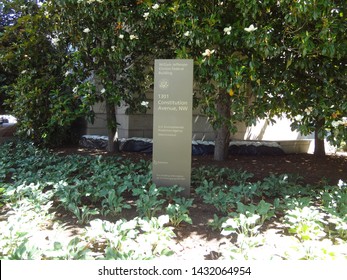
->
[86,102,318,154]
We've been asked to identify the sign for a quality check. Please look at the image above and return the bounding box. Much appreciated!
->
[152,59,193,197]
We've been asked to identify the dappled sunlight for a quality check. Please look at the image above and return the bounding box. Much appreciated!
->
[1,141,347,260]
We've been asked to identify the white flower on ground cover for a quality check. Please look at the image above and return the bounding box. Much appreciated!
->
[83,28,91,33]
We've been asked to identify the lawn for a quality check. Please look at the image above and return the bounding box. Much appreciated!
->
[0,141,346,260]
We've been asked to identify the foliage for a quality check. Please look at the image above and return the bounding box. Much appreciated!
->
[133,184,166,219]
[0,197,56,259]
[1,141,346,260]
[207,214,229,231]
[0,2,94,146]
[235,200,275,224]
[276,1,347,149]
[101,188,131,217]
[221,213,261,238]
[46,0,155,150]
[284,206,327,241]
[139,0,346,157]
[2,1,346,154]
[0,186,6,207]
[166,197,193,227]
[195,169,261,213]
[67,204,99,225]
[84,216,175,260]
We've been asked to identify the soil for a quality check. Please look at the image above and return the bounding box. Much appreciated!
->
[51,147,347,260]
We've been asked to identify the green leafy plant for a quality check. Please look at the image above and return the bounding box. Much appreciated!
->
[159,185,184,202]
[327,214,347,240]
[67,204,99,225]
[260,174,308,197]
[133,184,165,219]
[220,213,266,260]
[44,237,92,260]
[221,213,261,238]
[84,216,175,260]
[236,200,275,224]
[0,187,6,207]
[284,206,327,241]
[320,180,347,217]
[54,182,82,209]
[101,188,131,216]
[208,214,229,231]
[0,197,55,259]
[277,196,312,211]
[166,197,193,227]
[196,179,263,214]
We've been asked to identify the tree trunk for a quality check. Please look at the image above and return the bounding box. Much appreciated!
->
[314,118,325,156]
[105,100,118,153]
[214,90,231,161]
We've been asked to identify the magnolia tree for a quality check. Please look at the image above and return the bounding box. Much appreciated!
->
[2,0,346,156]
[147,0,346,157]
[138,1,269,160]
[0,0,95,145]
[278,0,347,155]
[235,0,347,155]
[48,0,151,152]
[52,0,346,158]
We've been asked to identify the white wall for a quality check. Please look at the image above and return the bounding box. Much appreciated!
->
[86,103,329,153]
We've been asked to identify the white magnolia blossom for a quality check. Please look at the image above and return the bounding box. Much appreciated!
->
[224,26,232,35]
[101,88,106,94]
[202,49,215,57]
[332,121,340,128]
[51,37,60,46]
[295,115,303,122]
[83,28,91,33]
[130,34,139,40]
[118,34,124,39]
[304,107,313,115]
[184,31,192,37]
[332,118,347,128]
[338,180,346,188]
[143,12,150,20]
[152,3,160,10]
[141,101,149,108]
[111,46,116,51]
[244,24,258,32]
[73,86,78,93]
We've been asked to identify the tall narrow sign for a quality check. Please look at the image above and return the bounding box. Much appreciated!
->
[153,59,193,197]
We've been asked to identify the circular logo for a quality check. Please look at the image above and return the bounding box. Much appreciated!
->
[159,79,169,90]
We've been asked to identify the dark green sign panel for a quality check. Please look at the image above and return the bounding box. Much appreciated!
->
[153,59,193,196]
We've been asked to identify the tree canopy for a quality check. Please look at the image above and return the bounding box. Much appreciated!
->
[1,0,346,156]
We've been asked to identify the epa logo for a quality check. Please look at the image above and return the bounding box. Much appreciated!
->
[159,79,169,90]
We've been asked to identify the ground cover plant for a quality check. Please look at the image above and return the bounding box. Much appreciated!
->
[0,141,346,260]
